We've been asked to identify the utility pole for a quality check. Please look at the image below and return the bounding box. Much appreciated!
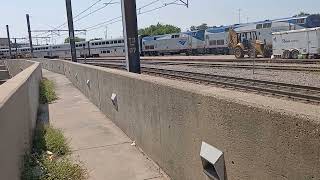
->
[6,25,12,59]
[121,0,141,73]
[65,0,77,62]
[105,26,108,39]
[14,38,18,54]
[26,14,34,58]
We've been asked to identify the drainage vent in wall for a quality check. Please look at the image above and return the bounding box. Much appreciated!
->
[200,142,226,180]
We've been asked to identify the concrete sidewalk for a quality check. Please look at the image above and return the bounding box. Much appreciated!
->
[43,70,169,180]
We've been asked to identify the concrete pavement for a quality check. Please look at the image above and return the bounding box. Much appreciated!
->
[43,69,169,180]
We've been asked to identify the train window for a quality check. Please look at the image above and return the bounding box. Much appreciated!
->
[83,44,86,47]
[76,45,78,47]
[123,49,125,52]
[113,41,117,44]
[263,23,271,28]
[121,40,124,43]
[46,47,49,49]
[171,35,180,38]
[114,49,117,52]
[110,41,113,44]
[99,42,102,45]
[256,24,263,29]
[209,40,217,46]
[102,42,106,45]
[150,45,155,49]
[296,18,306,24]
[118,40,122,43]
[217,40,224,45]
[106,41,110,44]
[91,43,95,46]
[107,50,111,53]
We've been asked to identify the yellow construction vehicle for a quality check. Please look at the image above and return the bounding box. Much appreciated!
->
[228,28,271,59]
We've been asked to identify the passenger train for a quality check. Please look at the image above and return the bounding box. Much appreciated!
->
[1,15,320,59]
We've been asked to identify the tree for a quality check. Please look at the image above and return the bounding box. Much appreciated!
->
[138,23,181,36]
[190,23,208,31]
[64,37,86,43]
[293,12,311,17]
[90,38,103,41]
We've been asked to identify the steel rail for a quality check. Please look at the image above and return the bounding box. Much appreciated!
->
[84,60,320,72]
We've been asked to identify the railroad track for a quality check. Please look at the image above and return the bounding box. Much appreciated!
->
[74,57,320,64]
[82,60,320,72]
[185,63,320,72]
[87,62,320,103]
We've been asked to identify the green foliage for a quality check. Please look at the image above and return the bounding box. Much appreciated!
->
[190,23,208,31]
[64,37,86,43]
[22,154,87,180]
[138,23,181,36]
[292,12,320,17]
[44,127,70,156]
[90,38,103,41]
[22,154,42,180]
[22,126,87,180]
[293,12,311,17]
[33,126,70,156]
[41,156,87,180]
[39,78,57,104]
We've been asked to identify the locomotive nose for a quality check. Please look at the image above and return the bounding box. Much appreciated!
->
[306,14,320,28]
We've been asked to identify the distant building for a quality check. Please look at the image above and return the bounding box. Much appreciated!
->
[0,38,11,49]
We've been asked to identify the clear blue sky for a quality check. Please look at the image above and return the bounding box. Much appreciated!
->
[0,0,319,44]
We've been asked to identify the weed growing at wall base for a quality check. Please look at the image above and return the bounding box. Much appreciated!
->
[21,126,87,180]
[39,78,58,104]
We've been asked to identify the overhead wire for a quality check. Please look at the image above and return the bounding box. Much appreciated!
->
[34,0,107,37]
[42,0,186,42]
[84,0,180,32]
[73,0,119,24]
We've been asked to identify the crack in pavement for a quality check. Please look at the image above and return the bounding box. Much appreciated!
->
[72,141,131,152]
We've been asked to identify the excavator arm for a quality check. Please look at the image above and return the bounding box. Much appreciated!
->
[228,28,238,49]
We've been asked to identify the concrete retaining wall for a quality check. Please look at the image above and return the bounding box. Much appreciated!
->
[4,60,35,77]
[0,60,42,180]
[37,58,320,180]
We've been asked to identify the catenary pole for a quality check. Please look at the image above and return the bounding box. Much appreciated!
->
[26,14,34,58]
[6,25,12,59]
[121,0,141,73]
[65,0,77,62]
